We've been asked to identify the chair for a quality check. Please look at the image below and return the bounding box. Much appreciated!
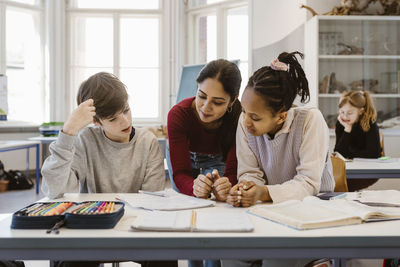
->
[330,155,348,192]
[304,156,348,267]
[379,131,385,157]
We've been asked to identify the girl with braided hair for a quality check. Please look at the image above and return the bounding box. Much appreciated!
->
[226,51,335,208]
[222,51,335,267]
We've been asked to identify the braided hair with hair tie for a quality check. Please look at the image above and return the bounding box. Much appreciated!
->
[247,51,310,115]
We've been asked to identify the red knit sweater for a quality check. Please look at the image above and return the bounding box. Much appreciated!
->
[167,97,238,196]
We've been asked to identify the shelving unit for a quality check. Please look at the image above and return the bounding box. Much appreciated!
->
[305,16,400,129]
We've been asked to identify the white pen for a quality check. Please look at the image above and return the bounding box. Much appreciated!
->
[138,190,167,197]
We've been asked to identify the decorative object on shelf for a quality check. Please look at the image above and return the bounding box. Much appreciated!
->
[320,72,347,94]
[319,32,344,55]
[378,116,400,129]
[349,79,379,92]
[337,42,364,55]
[301,0,400,16]
[380,72,399,93]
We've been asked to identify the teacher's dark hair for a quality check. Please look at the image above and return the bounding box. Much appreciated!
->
[197,59,242,160]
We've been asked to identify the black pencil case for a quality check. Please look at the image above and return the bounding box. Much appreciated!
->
[11,201,125,233]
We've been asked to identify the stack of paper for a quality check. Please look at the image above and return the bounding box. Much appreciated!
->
[117,189,215,211]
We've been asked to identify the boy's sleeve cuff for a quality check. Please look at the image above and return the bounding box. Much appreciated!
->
[55,131,76,150]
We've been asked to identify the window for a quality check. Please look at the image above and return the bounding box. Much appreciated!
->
[68,0,163,123]
[0,0,46,123]
[187,0,248,95]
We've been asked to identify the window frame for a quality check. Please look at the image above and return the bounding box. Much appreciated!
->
[186,0,249,64]
[0,0,46,123]
[66,1,166,125]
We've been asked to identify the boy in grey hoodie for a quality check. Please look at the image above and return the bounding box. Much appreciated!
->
[42,72,165,199]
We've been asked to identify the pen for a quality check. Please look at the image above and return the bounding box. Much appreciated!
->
[190,210,197,230]
[138,190,167,197]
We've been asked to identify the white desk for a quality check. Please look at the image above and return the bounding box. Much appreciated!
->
[0,140,40,194]
[346,158,400,179]
[1,193,400,265]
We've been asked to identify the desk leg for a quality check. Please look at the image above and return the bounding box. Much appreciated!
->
[36,144,40,194]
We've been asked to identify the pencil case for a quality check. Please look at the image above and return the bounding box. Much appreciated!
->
[11,201,124,233]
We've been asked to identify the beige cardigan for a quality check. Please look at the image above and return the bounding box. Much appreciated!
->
[236,107,335,203]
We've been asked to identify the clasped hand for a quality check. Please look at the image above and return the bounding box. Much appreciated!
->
[193,169,231,201]
[226,180,269,207]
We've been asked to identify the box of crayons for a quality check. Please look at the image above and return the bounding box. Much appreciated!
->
[11,201,124,231]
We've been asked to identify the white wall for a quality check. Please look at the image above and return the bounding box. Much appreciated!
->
[251,0,340,49]
[251,0,307,49]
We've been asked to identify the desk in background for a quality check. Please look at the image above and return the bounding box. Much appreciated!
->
[0,140,40,194]
[346,158,400,179]
[1,193,400,267]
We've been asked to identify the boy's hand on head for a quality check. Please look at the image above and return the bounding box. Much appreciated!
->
[193,174,213,199]
[211,170,232,202]
[63,99,96,136]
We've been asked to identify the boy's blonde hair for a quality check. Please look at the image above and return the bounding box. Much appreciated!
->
[77,72,128,122]
[338,90,377,132]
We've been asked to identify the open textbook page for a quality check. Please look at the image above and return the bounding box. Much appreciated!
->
[117,189,215,211]
[342,190,400,207]
[249,196,400,230]
[131,210,254,232]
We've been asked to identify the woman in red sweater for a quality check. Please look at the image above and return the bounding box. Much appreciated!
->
[167,59,241,202]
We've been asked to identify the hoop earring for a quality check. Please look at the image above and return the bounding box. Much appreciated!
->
[227,106,233,113]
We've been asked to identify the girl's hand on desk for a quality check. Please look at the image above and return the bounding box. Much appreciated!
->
[212,174,232,202]
[193,173,213,199]
[227,181,271,207]
[63,99,96,136]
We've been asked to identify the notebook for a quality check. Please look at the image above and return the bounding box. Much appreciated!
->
[117,189,215,211]
[131,210,254,232]
[249,196,400,230]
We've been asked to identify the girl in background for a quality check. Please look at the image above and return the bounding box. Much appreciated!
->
[334,90,382,191]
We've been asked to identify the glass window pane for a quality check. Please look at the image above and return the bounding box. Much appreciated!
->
[71,0,159,9]
[227,7,248,60]
[120,68,159,119]
[190,0,227,8]
[70,16,113,67]
[198,14,216,63]
[6,0,39,6]
[120,17,159,68]
[238,62,248,98]
[6,9,44,123]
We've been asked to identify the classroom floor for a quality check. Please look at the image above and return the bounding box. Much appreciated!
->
[1,178,397,267]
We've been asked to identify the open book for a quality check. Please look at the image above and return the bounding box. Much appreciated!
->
[342,190,400,207]
[249,196,400,230]
[117,189,215,211]
[131,210,254,232]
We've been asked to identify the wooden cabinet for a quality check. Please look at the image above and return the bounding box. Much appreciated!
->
[305,16,400,129]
